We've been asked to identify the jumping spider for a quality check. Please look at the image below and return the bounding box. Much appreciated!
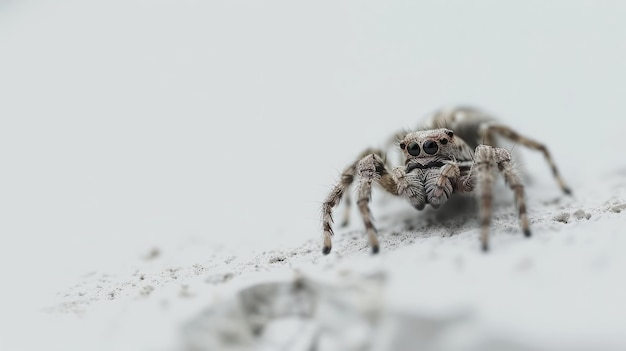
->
[321,107,571,253]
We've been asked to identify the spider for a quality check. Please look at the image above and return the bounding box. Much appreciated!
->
[321,107,571,254]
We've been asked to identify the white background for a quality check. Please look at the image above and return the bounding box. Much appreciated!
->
[1,1,625,349]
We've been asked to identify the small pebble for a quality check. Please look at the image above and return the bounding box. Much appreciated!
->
[573,209,591,220]
[611,204,626,213]
[139,285,155,297]
[144,247,161,261]
[268,255,287,264]
[553,212,570,223]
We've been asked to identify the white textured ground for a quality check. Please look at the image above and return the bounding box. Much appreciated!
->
[29,169,626,351]
[1,1,626,351]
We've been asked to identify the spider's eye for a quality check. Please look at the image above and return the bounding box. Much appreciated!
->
[447,131,454,138]
[423,140,438,155]
[407,142,420,156]
[440,138,448,145]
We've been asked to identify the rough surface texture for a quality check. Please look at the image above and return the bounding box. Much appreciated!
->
[41,169,626,351]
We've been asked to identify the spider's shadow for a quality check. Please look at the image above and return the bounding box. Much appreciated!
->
[390,195,479,238]
[376,185,517,240]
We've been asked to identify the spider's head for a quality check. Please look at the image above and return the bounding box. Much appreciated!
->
[399,128,457,165]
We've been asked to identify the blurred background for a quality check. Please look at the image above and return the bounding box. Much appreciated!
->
[1,0,625,348]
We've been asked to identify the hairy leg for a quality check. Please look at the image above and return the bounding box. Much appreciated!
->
[355,153,400,254]
[497,155,531,237]
[335,149,389,228]
[474,145,496,251]
[321,162,356,255]
[321,150,396,255]
[339,167,355,228]
[474,145,532,251]
[483,123,571,195]
[356,157,380,254]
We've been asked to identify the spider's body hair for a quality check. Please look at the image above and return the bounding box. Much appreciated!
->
[321,107,570,254]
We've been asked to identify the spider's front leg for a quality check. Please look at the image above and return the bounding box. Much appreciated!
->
[322,150,396,255]
[354,154,400,254]
[356,155,430,253]
[322,152,426,254]
[474,145,530,251]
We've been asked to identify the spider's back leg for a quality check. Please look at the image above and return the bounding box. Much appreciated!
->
[423,107,571,195]
[481,123,572,195]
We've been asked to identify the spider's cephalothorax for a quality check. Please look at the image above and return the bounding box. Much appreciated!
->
[321,107,571,254]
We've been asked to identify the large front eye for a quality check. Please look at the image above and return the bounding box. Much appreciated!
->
[407,142,420,156]
[423,140,438,155]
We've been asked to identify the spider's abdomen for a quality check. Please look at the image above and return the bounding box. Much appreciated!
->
[420,107,495,149]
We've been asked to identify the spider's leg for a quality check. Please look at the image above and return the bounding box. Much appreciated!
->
[482,123,572,195]
[355,153,400,254]
[339,167,355,228]
[322,163,356,255]
[474,145,497,252]
[454,160,476,193]
[474,145,531,251]
[339,149,392,227]
[496,149,531,237]
[321,149,388,255]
